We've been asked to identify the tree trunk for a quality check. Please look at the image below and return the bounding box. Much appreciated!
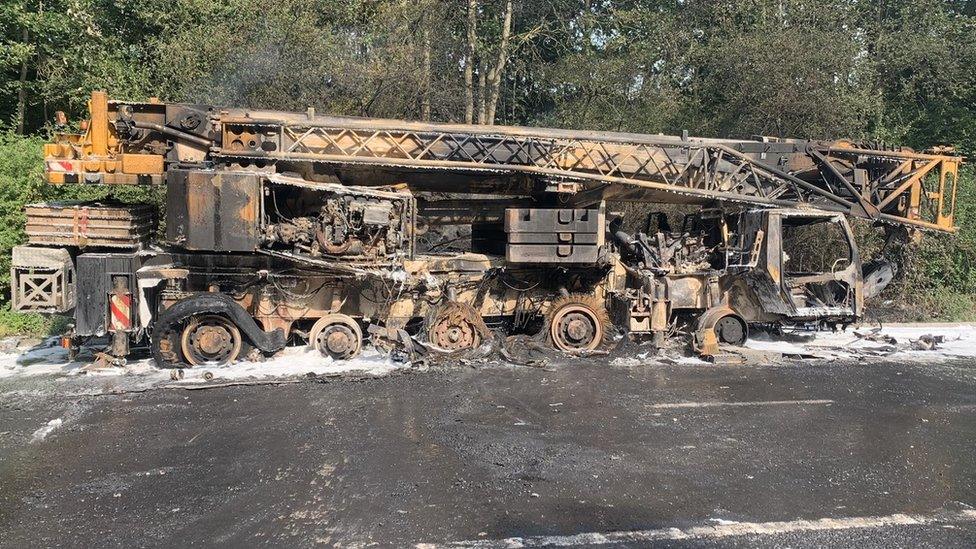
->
[16,28,29,135]
[485,0,513,125]
[464,0,477,124]
[477,58,487,124]
[421,23,432,121]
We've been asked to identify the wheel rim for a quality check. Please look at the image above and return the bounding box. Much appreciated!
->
[428,303,482,351]
[550,304,604,352]
[715,315,747,345]
[180,315,242,366]
[310,314,362,360]
[430,317,479,350]
[315,324,358,359]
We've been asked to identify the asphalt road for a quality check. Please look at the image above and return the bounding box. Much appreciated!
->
[1,356,975,548]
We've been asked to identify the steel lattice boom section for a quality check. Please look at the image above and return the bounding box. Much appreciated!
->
[42,93,962,233]
[216,113,961,232]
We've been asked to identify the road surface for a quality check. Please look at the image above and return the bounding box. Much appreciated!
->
[1,344,975,547]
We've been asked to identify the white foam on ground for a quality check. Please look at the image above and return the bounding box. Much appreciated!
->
[745,324,976,361]
[672,355,710,365]
[0,341,403,385]
[31,418,63,442]
[0,340,75,378]
[880,325,976,360]
[1,324,973,383]
[172,346,401,384]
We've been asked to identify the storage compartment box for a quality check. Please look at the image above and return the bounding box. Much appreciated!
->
[504,207,605,264]
[75,253,143,336]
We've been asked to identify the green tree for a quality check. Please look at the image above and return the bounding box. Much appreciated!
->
[1,0,153,132]
[863,0,976,154]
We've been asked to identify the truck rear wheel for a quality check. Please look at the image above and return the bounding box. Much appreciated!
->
[715,315,748,345]
[309,314,362,360]
[547,294,610,353]
[427,302,486,351]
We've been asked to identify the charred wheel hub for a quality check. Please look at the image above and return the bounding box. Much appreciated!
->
[319,325,356,357]
[428,302,485,351]
[310,314,363,360]
[715,315,747,345]
[564,314,593,342]
[180,315,243,366]
[548,295,610,353]
[196,327,230,354]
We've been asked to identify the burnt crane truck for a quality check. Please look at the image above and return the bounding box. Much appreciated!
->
[11,91,962,366]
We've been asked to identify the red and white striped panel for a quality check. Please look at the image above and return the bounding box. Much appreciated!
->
[46,160,76,173]
[109,293,132,332]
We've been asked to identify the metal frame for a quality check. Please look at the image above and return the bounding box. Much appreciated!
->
[217,121,960,232]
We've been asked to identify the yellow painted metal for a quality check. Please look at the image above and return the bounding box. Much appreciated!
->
[41,91,965,233]
[938,161,959,229]
[89,91,109,157]
[121,154,165,174]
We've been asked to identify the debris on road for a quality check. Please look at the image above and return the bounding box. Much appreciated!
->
[1,325,974,398]
[854,327,899,345]
[911,334,945,351]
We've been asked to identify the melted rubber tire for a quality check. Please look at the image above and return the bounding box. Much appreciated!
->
[152,293,285,368]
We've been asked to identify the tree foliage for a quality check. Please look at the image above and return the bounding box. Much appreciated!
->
[1,0,976,318]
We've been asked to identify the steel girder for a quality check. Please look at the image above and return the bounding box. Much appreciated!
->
[215,119,960,232]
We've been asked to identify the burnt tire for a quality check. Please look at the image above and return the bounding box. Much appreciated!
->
[546,294,611,353]
[426,302,489,352]
[151,293,286,368]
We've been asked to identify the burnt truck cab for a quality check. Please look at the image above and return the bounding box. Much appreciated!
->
[616,207,864,354]
[727,209,861,324]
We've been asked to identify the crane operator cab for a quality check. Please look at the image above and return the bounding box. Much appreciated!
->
[730,209,862,327]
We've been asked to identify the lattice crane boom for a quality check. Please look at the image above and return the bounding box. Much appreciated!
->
[45,91,962,232]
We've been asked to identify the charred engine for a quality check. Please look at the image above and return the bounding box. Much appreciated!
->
[264,188,414,263]
[612,210,725,275]
[165,169,414,265]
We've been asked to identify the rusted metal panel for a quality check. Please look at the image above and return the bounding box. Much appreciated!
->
[166,170,262,252]
[25,202,155,248]
[667,275,707,309]
[504,208,604,264]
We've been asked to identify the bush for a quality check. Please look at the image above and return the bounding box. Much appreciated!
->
[0,131,46,298]
[888,165,976,319]
[0,305,70,338]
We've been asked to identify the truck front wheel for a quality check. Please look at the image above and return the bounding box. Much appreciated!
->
[151,293,286,368]
[180,315,244,366]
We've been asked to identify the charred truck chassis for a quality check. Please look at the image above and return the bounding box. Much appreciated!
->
[11,92,962,366]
